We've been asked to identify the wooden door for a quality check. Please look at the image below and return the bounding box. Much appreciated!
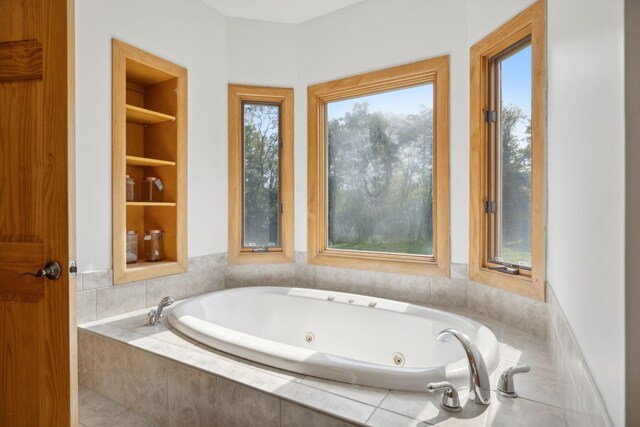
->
[0,0,76,425]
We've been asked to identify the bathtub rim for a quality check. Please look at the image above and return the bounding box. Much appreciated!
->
[168,286,501,391]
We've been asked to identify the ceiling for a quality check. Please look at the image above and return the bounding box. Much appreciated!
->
[201,0,368,24]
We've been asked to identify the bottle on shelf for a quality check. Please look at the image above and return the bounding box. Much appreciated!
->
[126,175,135,201]
[142,177,164,202]
[126,230,138,264]
[144,229,165,262]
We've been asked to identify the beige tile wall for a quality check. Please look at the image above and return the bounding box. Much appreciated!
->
[76,252,556,338]
[76,253,617,426]
[78,331,358,427]
[78,252,549,339]
[225,252,548,339]
[547,284,613,426]
[76,254,226,324]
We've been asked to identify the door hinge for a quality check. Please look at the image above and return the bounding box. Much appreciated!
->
[69,260,77,278]
[484,200,496,214]
[483,108,496,123]
[280,203,283,214]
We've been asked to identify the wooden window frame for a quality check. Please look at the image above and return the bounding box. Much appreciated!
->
[307,56,450,277]
[469,0,545,300]
[228,84,294,264]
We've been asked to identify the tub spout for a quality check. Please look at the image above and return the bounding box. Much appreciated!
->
[156,296,175,318]
[437,328,491,405]
[147,296,175,326]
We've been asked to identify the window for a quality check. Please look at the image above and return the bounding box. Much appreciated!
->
[308,56,450,276]
[469,0,545,299]
[228,85,294,264]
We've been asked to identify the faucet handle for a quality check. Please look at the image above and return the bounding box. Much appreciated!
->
[427,381,462,412]
[497,363,531,398]
[146,308,158,326]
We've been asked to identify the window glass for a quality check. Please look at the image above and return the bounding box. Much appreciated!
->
[242,103,281,248]
[326,84,434,256]
[492,42,532,266]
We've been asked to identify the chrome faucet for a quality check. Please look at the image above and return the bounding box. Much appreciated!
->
[427,381,462,412]
[437,328,491,405]
[146,296,175,326]
[497,363,530,398]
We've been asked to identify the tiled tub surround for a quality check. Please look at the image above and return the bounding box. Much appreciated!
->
[77,251,611,425]
[77,254,227,324]
[78,385,157,427]
[547,285,613,426]
[77,252,548,338]
[168,286,501,391]
[79,303,565,426]
[227,252,549,339]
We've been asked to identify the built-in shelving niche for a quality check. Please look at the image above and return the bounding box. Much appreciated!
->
[112,39,188,284]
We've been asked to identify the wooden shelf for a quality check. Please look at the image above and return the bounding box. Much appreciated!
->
[126,201,176,207]
[126,104,175,125]
[122,259,186,282]
[126,155,176,167]
[125,260,175,271]
[113,39,187,285]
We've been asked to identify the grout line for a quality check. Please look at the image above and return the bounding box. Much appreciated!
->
[78,386,130,424]
[363,411,375,425]
[293,379,387,408]
[373,406,439,426]
[517,394,564,410]
[165,353,170,426]
[277,392,373,427]
[279,393,283,427]
[215,375,221,426]
[363,403,379,425]
[376,389,391,408]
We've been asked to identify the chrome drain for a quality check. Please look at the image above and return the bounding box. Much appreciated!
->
[393,352,405,366]
[305,332,315,343]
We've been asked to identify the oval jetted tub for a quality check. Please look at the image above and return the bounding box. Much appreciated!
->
[168,286,500,391]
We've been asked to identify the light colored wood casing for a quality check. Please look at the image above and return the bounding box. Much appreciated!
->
[307,56,450,277]
[469,0,546,300]
[112,39,188,284]
[228,84,295,265]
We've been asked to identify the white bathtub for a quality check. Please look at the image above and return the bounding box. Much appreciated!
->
[168,286,500,391]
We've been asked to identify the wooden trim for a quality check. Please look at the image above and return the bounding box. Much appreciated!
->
[125,104,175,124]
[126,155,176,167]
[228,84,294,265]
[112,39,188,284]
[67,0,78,420]
[307,56,450,277]
[112,39,127,284]
[469,0,545,300]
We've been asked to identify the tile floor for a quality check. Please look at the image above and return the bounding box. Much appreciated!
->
[79,386,157,427]
[79,302,566,426]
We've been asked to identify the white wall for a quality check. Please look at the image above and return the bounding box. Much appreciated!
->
[75,2,627,421]
[72,0,546,268]
[547,0,625,424]
[466,0,536,45]
[297,0,469,260]
[76,0,228,271]
[226,18,298,87]
[225,0,473,260]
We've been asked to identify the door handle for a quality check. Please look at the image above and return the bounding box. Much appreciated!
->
[18,261,62,280]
